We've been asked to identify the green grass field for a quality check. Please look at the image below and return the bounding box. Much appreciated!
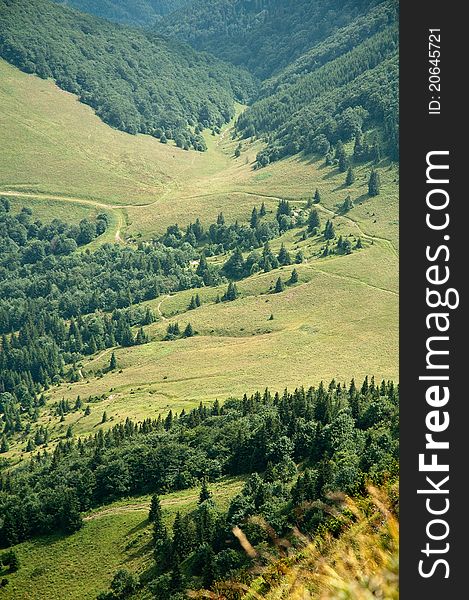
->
[1,477,243,600]
[1,59,398,461]
[1,53,398,599]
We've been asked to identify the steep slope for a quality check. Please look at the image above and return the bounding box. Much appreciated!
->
[158,0,381,78]
[236,7,399,164]
[52,0,190,25]
[0,0,256,148]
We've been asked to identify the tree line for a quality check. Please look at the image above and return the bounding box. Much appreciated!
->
[0,377,398,560]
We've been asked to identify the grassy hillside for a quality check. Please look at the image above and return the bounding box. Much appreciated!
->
[1,478,244,600]
[0,59,398,464]
[0,0,255,146]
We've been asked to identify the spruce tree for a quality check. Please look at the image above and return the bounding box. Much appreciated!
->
[368,169,381,196]
[198,478,212,504]
[101,411,108,424]
[341,195,354,213]
[274,277,285,293]
[324,220,336,240]
[188,296,197,310]
[277,243,291,266]
[250,207,259,229]
[223,282,239,302]
[295,250,305,264]
[109,352,117,371]
[338,152,348,172]
[313,188,321,204]
[290,269,299,284]
[307,209,320,233]
[149,494,164,529]
[195,293,201,307]
[259,201,266,217]
[345,166,355,185]
[135,327,147,345]
[183,323,194,338]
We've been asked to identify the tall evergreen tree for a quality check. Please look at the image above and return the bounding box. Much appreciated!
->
[307,209,320,233]
[250,207,259,229]
[368,169,381,196]
[198,478,212,504]
[345,166,355,185]
[109,352,117,371]
[274,277,285,293]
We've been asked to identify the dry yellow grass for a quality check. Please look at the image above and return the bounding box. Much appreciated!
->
[190,486,399,600]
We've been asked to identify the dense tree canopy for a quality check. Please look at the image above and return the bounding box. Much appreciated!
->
[158,0,383,79]
[52,0,190,25]
[236,2,399,164]
[0,0,256,148]
[0,378,398,552]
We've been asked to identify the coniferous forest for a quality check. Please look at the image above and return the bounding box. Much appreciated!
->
[0,0,399,598]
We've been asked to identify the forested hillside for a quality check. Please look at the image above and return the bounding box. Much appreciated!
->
[159,0,398,164]
[0,0,399,596]
[0,377,398,599]
[158,0,381,78]
[52,0,190,25]
[239,28,398,165]
[0,0,255,148]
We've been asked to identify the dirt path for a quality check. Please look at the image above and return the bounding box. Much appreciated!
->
[1,189,127,245]
[157,295,170,321]
[84,491,200,522]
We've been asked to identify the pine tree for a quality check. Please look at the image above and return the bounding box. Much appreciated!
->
[277,243,291,266]
[198,478,212,504]
[250,207,259,229]
[307,209,320,233]
[289,269,299,284]
[368,169,381,196]
[172,512,190,559]
[183,323,194,338]
[324,220,336,240]
[109,352,117,371]
[345,166,355,185]
[149,494,163,525]
[135,327,147,345]
[295,250,305,264]
[341,195,354,213]
[223,282,239,302]
[274,277,284,293]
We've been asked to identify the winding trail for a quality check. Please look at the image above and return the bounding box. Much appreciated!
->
[156,295,170,321]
